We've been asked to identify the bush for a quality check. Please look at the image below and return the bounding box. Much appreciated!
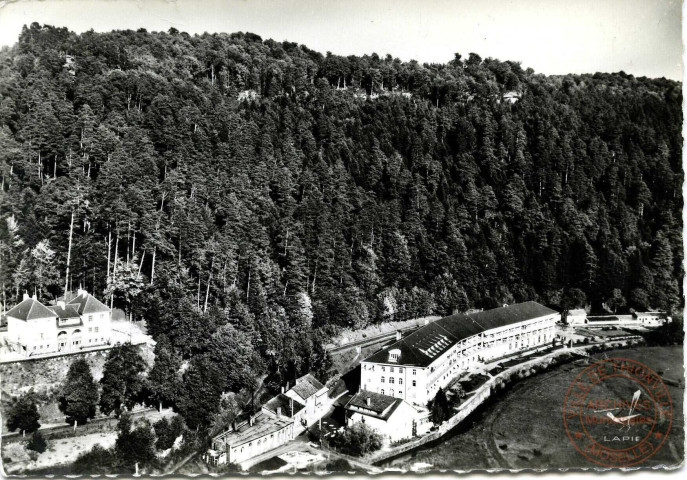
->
[27,431,48,453]
[154,415,185,451]
[73,445,117,474]
[430,388,451,425]
[329,422,383,457]
[115,417,158,471]
[7,393,41,435]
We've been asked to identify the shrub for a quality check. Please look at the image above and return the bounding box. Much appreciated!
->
[73,444,117,474]
[329,422,383,457]
[154,415,185,451]
[27,431,48,453]
[6,393,41,435]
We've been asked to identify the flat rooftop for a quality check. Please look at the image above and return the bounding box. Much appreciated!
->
[212,412,293,448]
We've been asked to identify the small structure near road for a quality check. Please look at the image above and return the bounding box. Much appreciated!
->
[565,309,587,325]
[205,412,295,467]
[282,374,328,429]
[632,311,669,327]
[344,390,431,443]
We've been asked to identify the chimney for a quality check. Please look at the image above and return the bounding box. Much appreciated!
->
[32,294,37,300]
[232,420,237,432]
[424,318,430,325]
[395,331,402,341]
[281,386,285,394]
[78,288,87,298]
[366,397,371,406]
[276,407,282,417]
[57,300,65,309]
[249,415,254,427]
[23,293,29,301]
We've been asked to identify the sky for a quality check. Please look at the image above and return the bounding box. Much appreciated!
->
[0,0,682,80]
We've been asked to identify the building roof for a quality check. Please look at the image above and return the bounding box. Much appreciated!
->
[567,309,587,316]
[6,297,56,321]
[345,390,404,421]
[587,316,620,322]
[290,373,326,400]
[263,394,305,417]
[68,290,110,315]
[460,302,558,331]
[49,304,81,319]
[363,302,558,367]
[212,412,293,449]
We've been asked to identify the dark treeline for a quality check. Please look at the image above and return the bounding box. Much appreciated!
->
[0,24,682,411]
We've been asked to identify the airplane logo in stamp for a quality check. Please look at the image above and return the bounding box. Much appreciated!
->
[563,357,672,467]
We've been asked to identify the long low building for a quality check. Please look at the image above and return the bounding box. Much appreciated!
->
[204,412,295,466]
[360,301,559,405]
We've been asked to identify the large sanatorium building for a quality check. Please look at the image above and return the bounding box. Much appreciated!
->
[360,301,559,405]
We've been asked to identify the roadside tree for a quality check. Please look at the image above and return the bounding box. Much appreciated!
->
[6,392,41,436]
[58,358,99,426]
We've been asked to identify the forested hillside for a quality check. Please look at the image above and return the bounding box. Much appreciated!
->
[0,25,682,415]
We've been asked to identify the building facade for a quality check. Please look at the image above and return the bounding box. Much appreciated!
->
[5,289,111,357]
[205,412,294,466]
[360,302,559,406]
[345,390,432,443]
[565,308,588,325]
[632,311,668,327]
[282,373,328,428]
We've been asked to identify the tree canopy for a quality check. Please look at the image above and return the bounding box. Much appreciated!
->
[58,357,100,425]
[0,25,682,422]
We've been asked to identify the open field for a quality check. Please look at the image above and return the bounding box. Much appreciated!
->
[381,345,684,471]
[3,431,117,474]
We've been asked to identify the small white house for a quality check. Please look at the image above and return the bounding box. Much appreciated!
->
[565,309,587,325]
[632,311,667,327]
[283,373,328,427]
[345,390,431,443]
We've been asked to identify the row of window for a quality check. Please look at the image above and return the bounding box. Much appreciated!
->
[233,428,290,456]
[380,377,417,387]
[364,365,418,375]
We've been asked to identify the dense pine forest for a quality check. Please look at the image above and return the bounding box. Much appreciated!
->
[0,24,682,424]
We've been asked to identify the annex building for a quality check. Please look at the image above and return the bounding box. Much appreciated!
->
[205,412,294,466]
[360,301,559,405]
[5,289,111,357]
[344,390,432,442]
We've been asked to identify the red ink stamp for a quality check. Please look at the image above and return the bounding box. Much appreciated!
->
[563,357,672,467]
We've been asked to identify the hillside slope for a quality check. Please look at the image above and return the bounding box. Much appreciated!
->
[0,24,682,396]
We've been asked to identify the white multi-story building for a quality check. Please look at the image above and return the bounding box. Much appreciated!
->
[5,289,111,357]
[360,301,559,406]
